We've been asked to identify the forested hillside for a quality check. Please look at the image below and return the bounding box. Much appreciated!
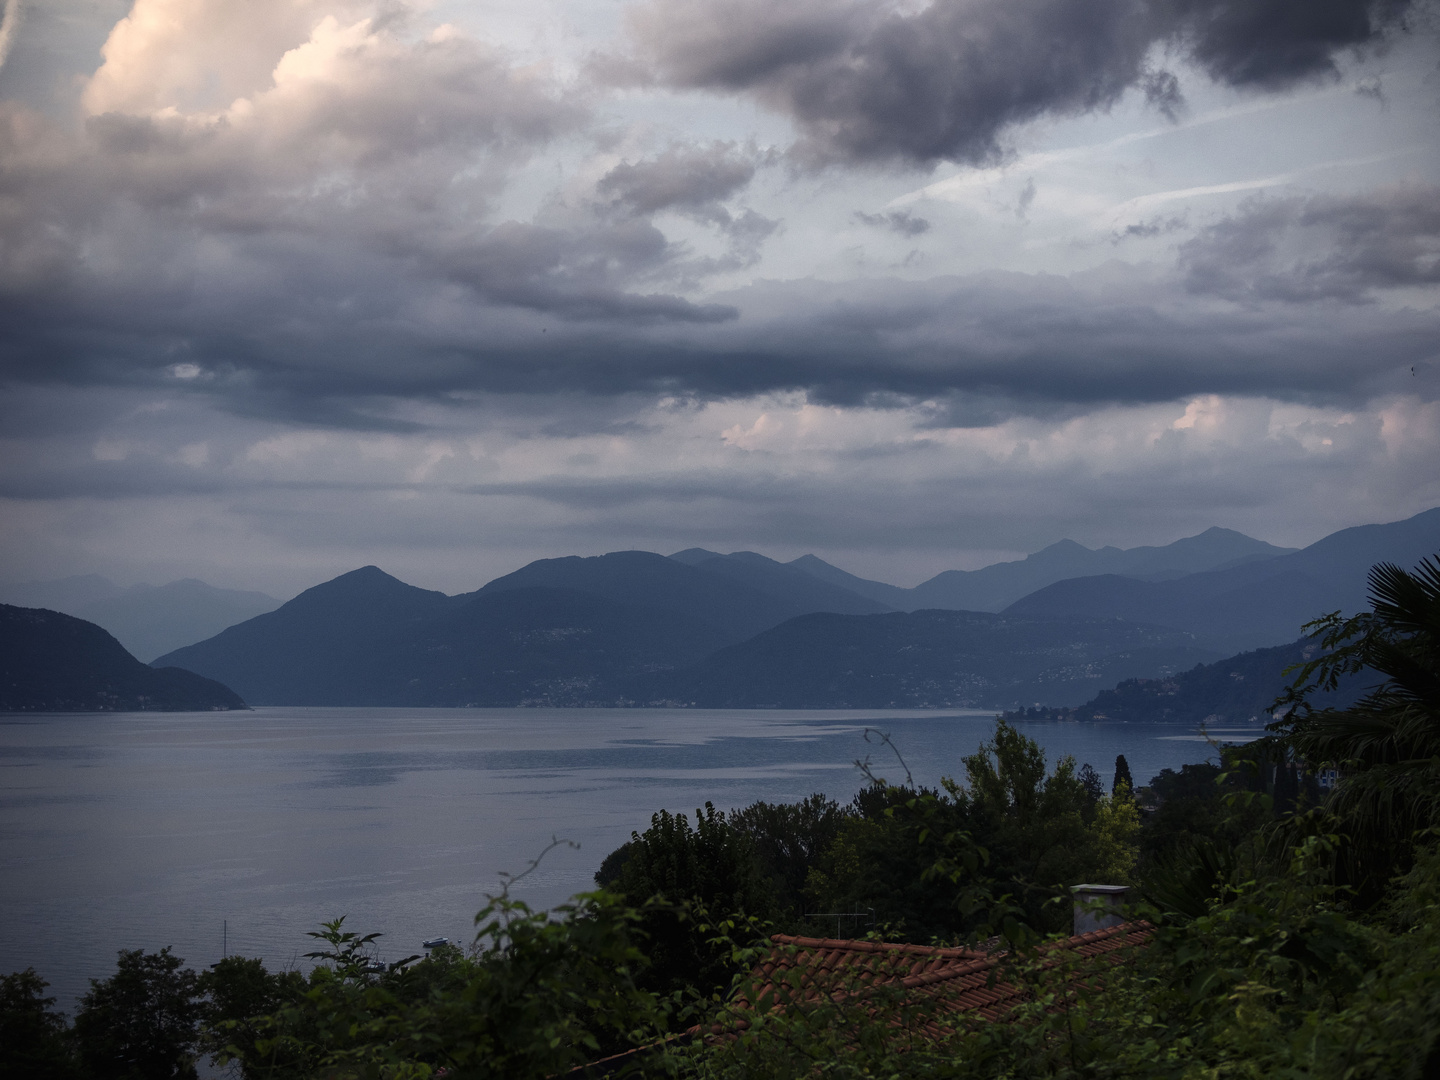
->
[0,605,245,711]
[1003,637,1369,726]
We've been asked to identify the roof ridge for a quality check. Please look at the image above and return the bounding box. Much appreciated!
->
[769,933,987,958]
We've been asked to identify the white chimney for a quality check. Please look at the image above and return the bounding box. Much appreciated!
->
[1072,884,1128,935]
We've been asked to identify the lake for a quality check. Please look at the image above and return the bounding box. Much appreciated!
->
[0,707,1261,1010]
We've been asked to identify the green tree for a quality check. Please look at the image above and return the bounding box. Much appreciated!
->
[1137,759,1269,865]
[949,719,1134,927]
[604,802,777,999]
[806,722,1145,940]
[1077,763,1105,808]
[1112,754,1134,796]
[728,793,852,920]
[220,895,674,1080]
[73,947,202,1080]
[196,956,305,1078]
[804,780,984,942]
[0,968,82,1080]
[1271,555,1440,895]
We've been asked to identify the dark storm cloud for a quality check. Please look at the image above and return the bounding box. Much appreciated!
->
[1171,0,1417,89]
[620,0,1160,165]
[3,242,1436,426]
[615,0,1424,165]
[1180,184,1440,302]
[651,269,1439,410]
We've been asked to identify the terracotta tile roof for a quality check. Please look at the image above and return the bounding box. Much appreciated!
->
[712,921,1152,1036]
[575,924,1153,1072]
[741,934,993,1007]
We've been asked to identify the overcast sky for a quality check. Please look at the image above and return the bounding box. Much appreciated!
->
[0,0,1437,597]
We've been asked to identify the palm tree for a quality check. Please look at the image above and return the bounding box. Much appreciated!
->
[1270,555,1440,895]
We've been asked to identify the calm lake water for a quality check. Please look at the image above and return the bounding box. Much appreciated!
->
[0,707,1261,1010]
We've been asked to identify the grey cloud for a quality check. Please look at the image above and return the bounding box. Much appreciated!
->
[1355,76,1387,103]
[617,0,1425,166]
[432,219,740,323]
[593,143,780,278]
[597,142,759,221]
[1181,184,1440,302]
[667,269,1438,410]
[0,0,22,75]
[855,210,931,236]
[0,35,745,406]
[6,252,1434,424]
[1109,214,1189,244]
[1140,69,1184,119]
[1,376,1433,597]
[1169,0,1416,89]
[1,49,1435,433]
[1015,178,1036,219]
[623,0,1161,165]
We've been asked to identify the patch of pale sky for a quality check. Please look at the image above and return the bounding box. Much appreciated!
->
[1378,396,1440,458]
[3,388,1430,594]
[217,393,1402,497]
[1112,150,1417,216]
[838,46,1440,280]
[890,85,1353,209]
[176,441,209,468]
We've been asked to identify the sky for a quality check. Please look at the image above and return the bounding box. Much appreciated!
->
[0,0,1437,598]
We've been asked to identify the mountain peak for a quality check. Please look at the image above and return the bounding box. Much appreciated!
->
[1029,539,1092,559]
[668,548,726,566]
[283,566,448,612]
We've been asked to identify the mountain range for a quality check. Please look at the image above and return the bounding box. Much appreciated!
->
[149,508,1439,708]
[153,555,898,706]
[0,521,1314,672]
[1005,508,1440,653]
[0,575,280,662]
[778,526,1296,612]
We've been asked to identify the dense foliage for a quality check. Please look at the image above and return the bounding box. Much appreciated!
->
[1269,555,1440,897]
[6,555,1438,1079]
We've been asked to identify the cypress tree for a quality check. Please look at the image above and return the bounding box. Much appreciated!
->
[1113,754,1134,796]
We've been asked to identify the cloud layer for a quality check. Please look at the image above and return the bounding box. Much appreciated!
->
[0,0,1436,591]
[618,0,1423,165]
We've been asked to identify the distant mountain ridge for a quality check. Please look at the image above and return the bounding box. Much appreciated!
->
[154,567,456,705]
[473,549,890,639]
[154,555,892,705]
[1005,508,1440,654]
[776,527,1296,613]
[149,508,1436,708]
[0,575,280,662]
[781,554,913,608]
[0,604,245,711]
[154,555,1226,708]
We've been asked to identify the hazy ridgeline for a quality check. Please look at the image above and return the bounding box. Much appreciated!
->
[144,509,1438,710]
